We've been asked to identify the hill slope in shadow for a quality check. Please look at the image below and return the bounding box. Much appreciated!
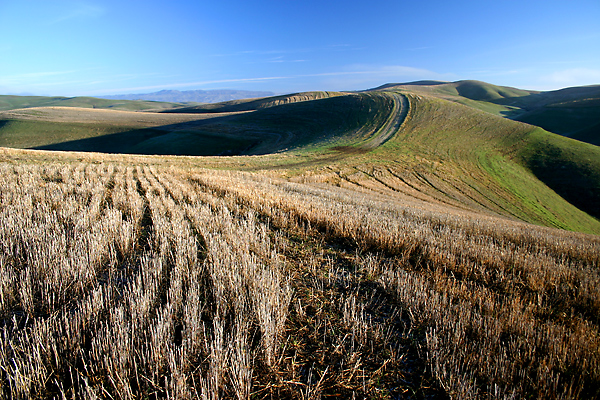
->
[0,88,599,233]
[375,80,600,146]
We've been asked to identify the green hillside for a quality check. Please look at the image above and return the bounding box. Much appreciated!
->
[323,92,599,233]
[0,93,398,156]
[0,119,132,150]
[375,80,600,146]
[374,80,535,101]
[430,80,534,101]
[0,94,193,112]
[162,91,343,113]
[512,88,600,145]
[0,88,598,233]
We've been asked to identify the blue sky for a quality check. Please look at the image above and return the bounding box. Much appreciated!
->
[1,0,599,96]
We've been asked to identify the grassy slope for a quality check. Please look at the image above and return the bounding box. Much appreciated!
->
[0,107,246,155]
[209,90,600,234]
[429,80,534,101]
[518,128,600,220]
[0,94,192,112]
[25,123,259,156]
[515,99,600,145]
[373,80,534,100]
[161,91,343,113]
[378,81,600,146]
[231,93,395,153]
[0,93,394,156]
[373,80,535,116]
[0,119,132,149]
[328,92,600,233]
[0,89,598,233]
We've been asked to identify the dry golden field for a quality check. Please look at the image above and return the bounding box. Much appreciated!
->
[0,107,225,126]
[0,152,598,399]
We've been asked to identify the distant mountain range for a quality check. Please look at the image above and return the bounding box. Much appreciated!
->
[101,89,276,103]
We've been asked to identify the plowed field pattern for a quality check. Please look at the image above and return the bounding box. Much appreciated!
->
[1,161,599,399]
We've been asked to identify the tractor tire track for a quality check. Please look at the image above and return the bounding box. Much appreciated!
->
[365,92,409,149]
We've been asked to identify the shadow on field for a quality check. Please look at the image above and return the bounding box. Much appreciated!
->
[32,115,260,156]
[526,150,600,220]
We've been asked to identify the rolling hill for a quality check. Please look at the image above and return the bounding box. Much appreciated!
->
[1,82,600,399]
[160,90,344,113]
[375,80,600,146]
[1,85,598,234]
[373,80,536,102]
[0,94,195,112]
[101,88,276,103]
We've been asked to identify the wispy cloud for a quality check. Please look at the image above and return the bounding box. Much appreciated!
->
[0,70,81,86]
[48,1,105,24]
[91,76,289,95]
[264,56,307,64]
[543,68,600,87]
[402,46,433,51]
[324,64,453,81]
[10,65,449,96]
[211,44,360,59]
[90,65,451,95]
[288,65,454,91]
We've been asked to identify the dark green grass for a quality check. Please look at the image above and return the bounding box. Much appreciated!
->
[0,119,130,149]
[231,93,394,153]
[570,122,600,146]
[379,81,600,147]
[515,104,600,145]
[372,94,600,233]
[35,128,257,156]
[0,119,249,156]
[518,128,600,220]
[0,93,394,156]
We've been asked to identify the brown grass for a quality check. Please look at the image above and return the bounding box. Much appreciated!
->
[0,159,598,399]
[0,106,236,126]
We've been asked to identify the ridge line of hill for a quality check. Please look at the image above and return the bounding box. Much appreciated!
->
[1,85,599,233]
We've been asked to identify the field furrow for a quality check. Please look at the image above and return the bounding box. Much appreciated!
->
[0,161,599,399]
[191,168,600,399]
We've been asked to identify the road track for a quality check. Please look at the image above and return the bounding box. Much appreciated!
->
[365,92,409,149]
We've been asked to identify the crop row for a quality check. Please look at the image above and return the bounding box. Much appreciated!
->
[0,161,599,399]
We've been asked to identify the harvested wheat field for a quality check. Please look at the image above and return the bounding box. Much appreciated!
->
[4,0,600,396]
[0,153,598,399]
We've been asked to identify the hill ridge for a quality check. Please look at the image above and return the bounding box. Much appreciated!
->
[1,85,599,233]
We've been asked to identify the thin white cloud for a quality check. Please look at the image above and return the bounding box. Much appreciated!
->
[543,68,600,87]
[211,44,360,58]
[469,69,520,75]
[308,64,453,82]
[49,1,105,24]
[0,70,81,85]
[106,66,447,93]
[90,76,289,95]
[27,65,452,96]
[265,56,307,64]
[402,46,433,51]
[290,65,457,92]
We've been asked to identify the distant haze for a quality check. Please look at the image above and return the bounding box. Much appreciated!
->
[102,89,276,103]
